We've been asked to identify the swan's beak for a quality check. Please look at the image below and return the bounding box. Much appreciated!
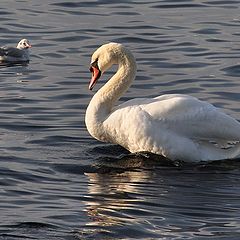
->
[89,65,101,90]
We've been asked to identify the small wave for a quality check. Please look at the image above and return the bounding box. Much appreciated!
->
[222,64,240,77]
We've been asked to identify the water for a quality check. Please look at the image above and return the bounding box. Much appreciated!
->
[0,0,240,239]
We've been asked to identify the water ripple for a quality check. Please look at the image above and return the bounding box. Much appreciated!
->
[0,0,240,239]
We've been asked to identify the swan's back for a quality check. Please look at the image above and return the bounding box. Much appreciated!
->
[103,94,240,161]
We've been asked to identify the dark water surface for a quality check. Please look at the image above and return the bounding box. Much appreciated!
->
[0,0,240,239]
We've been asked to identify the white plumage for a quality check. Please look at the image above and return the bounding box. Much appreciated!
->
[85,42,240,162]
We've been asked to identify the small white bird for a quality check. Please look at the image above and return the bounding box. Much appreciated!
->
[0,39,31,63]
[85,42,240,162]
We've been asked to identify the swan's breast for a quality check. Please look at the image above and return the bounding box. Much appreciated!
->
[103,104,170,153]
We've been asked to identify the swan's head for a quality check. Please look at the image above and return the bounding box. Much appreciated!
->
[17,39,32,50]
[89,42,126,90]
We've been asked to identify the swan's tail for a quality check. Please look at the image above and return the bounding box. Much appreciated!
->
[199,141,240,161]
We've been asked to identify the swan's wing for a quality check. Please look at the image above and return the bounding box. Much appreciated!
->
[139,95,240,141]
[114,94,240,142]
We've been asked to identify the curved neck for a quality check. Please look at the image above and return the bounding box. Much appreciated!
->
[85,50,136,140]
[100,57,136,110]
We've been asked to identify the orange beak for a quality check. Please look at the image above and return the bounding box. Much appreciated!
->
[89,65,101,90]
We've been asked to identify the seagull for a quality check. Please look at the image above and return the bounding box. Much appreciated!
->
[0,39,31,63]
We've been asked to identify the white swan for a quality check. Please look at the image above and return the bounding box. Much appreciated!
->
[85,42,240,162]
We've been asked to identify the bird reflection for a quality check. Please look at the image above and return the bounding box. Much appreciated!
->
[84,169,152,226]
[0,61,29,68]
[83,153,172,227]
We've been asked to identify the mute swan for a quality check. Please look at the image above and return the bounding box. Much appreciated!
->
[0,39,31,63]
[85,42,240,162]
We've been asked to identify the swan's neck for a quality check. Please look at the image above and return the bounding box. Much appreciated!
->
[85,51,136,141]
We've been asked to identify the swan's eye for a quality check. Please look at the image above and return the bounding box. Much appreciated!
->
[90,59,100,73]
[91,59,99,69]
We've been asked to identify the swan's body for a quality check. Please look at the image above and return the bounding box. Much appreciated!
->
[0,39,31,63]
[85,42,240,162]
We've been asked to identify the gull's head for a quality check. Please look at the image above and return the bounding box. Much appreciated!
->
[17,39,32,50]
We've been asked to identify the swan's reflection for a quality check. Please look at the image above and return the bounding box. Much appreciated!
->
[81,156,240,238]
[82,152,174,227]
[84,167,154,227]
